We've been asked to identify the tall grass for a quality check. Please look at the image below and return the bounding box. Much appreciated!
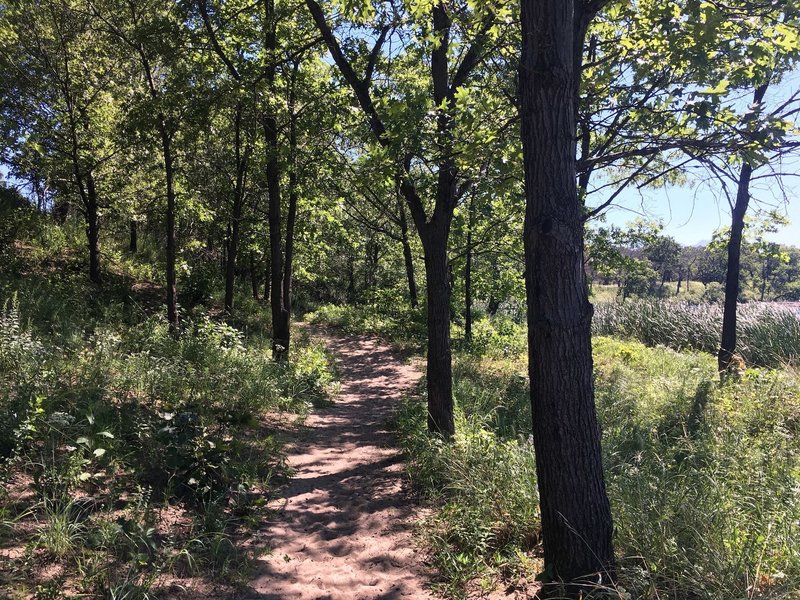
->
[592,299,800,368]
[395,336,800,599]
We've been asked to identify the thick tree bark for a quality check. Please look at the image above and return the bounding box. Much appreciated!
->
[718,83,768,374]
[398,198,418,308]
[421,222,454,436]
[519,0,615,589]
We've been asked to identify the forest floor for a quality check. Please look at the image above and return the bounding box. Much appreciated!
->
[237,327,436,600]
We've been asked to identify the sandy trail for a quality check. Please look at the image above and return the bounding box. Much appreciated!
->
[242,329,435,600]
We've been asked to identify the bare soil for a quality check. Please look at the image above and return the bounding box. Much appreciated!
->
[239,328,436,600]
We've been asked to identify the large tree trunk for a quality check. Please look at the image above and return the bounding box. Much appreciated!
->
[519,0,614,589]
[398,198,418,309]
[421,222,454,436]
[719,163,752,373]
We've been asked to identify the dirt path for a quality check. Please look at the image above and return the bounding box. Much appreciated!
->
[242,330,436,600]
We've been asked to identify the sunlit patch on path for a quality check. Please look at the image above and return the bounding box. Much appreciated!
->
[241,329,435,600]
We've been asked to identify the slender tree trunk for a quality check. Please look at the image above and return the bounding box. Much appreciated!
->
[85,173,102,285]
[225,105,247,314]
[266,108,288,360]
[129,220,138,253]
[263,0,289,361]
[347,254,356,301]
[519,0,614,588]
[398,197,418,309]
[719,163,752,372]
[157,119,179,334]
[250,252,260,300]
[281,74,300,354]
[464,196,474,344]
[718,82,768,373]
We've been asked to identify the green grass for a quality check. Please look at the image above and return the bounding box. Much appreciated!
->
[0,239,338,597]
[392,335,800,599]
[592,299,800,368]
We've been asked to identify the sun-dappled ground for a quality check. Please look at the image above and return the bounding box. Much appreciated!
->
[238,328,435,599]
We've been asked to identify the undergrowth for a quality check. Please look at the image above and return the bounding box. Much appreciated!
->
[0,236,337,597]
[392,335,800,599]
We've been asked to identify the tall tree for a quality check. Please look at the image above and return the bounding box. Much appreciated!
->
[519,0,615,589]
[0,0,123,284]
[306,0,508,435]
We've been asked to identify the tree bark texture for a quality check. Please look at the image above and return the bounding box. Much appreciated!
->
[519,0,615,588]
[719,162,752,372]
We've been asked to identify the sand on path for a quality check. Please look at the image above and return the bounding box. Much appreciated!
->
[243,329,436,600]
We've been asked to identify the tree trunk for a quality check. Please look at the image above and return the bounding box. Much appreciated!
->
[263,0,289,361]
[519,0,615,589]
[421,223,454,436]
[464,196,474,344]
[718,82,769,373]
[398,197,418,308]
[158,119,179,334]
[86,173,102,285]
[250,252,260,300]
[719,162,752,373]
[225,105,247,314]
[129,219,138,253]
[281,73,300,356]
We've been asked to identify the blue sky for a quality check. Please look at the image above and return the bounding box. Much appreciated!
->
[593,169,800,246]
